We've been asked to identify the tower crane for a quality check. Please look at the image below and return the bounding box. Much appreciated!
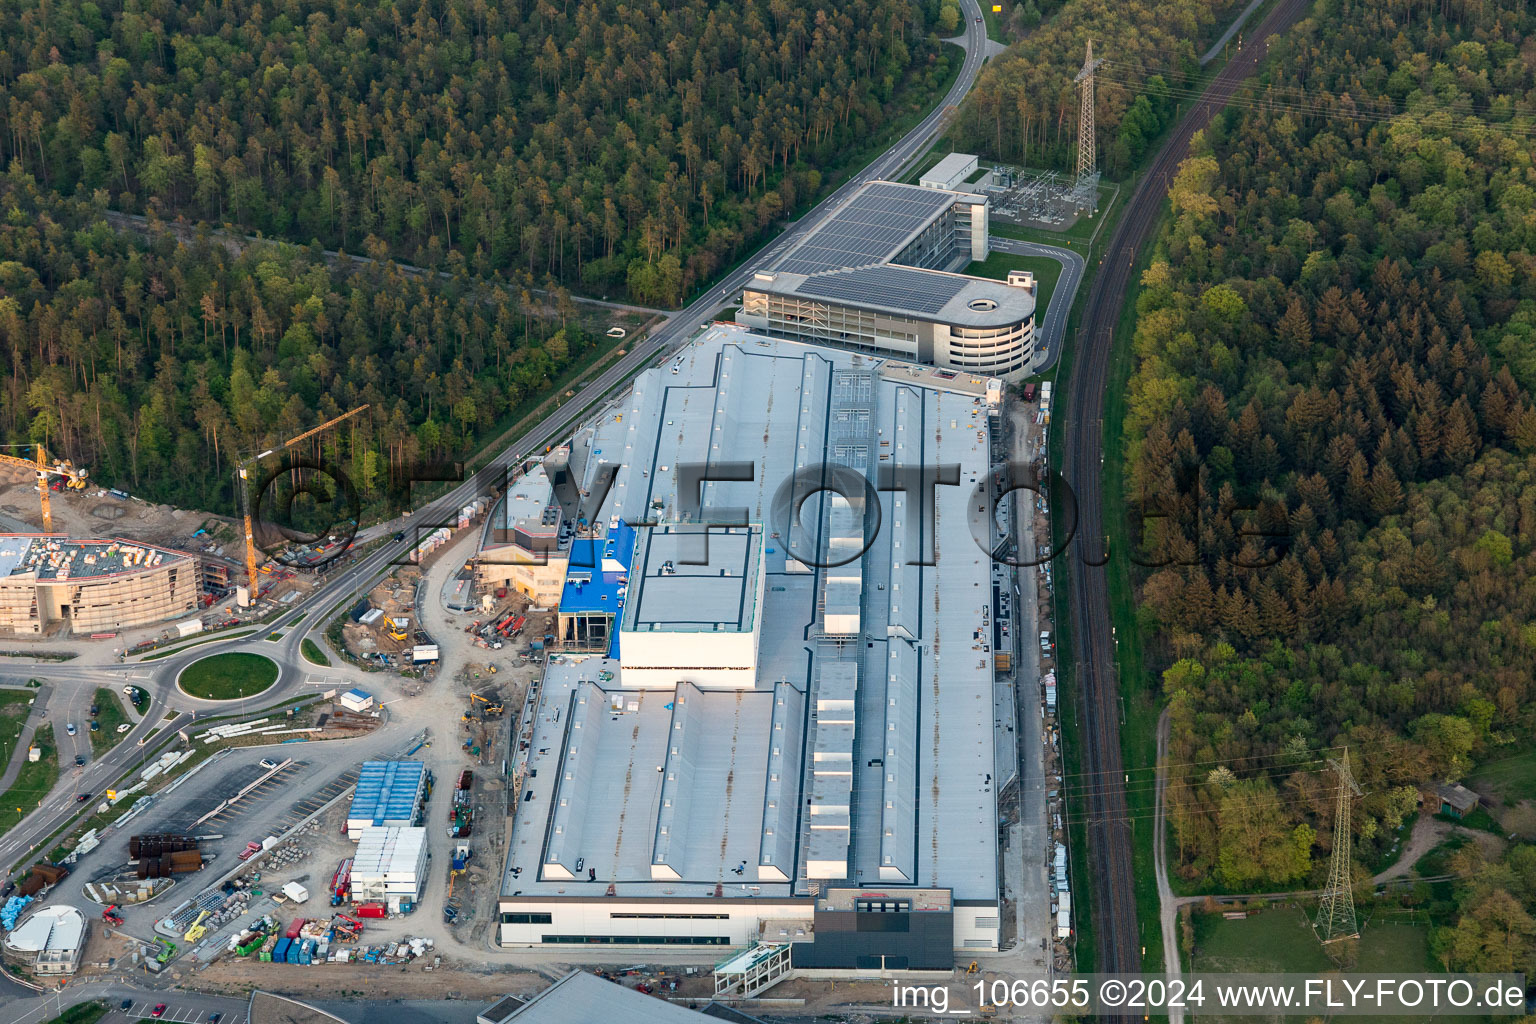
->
[236,405,369,604]
[0,444,89,534]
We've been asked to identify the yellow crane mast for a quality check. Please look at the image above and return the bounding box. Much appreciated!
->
[0,444,88,534]
[237,405,369,604]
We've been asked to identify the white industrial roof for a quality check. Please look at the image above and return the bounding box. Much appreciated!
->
[622,525,762,633]
[352,826,427,879]
[922,152,979,188]
[4,905,84,953]
[503,327,1000,904]
[504,971,711,1023]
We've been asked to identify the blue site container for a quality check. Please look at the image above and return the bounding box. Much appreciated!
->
[272,938,291,964]
[299,938,314,965]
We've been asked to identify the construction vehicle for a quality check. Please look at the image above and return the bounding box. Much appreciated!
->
[331,912,363,942]
[446,842,472,899]
[154,939,176,964]
[464,693,504,719]
[235,405,368,603]
[329,857,353,905]
[102,904,124,927]
[388,628,408,642]
[184,909,211,941]
[0,444,88,534]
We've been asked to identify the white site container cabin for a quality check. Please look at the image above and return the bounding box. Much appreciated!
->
[412,645,440,664]
[339,689,375,713]
[281,881,310,904]
[175,618,204,638]
[350,826,428,910]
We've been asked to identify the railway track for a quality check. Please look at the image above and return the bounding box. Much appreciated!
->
[1059,0,1313,1009]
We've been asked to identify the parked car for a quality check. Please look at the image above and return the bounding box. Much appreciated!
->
[260,758,277,769]
[151,1005,167,1018]
[90,721,100,732]
[120,1000,133,1011]
[74,755,85,767]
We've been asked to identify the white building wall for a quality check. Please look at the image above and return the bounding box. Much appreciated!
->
[970,204,988,261]
[953,905,1001,951]
[618,629,758,689]
[497,897,810,947]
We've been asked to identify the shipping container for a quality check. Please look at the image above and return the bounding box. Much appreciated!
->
[272,938,292,963]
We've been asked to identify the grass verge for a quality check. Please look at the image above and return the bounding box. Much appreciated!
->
[965,252,1062,318]
[301,639,331,667]
[177,653,279,701]
[0,690,35,775]
[0,723,58,834]
[1099,205,1170,974]
[88,688,131,758]
[44,1002,108,1024]
[141,629,257,660]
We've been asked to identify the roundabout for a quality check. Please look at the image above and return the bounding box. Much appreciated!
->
[176,652,280,701]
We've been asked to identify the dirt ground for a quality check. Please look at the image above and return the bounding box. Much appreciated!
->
[186,957,548,1002]
[0,466,236,548]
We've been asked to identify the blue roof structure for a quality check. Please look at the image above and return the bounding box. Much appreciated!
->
[345,688,371,701]
[559,522,634,615]
[347,761,426,829]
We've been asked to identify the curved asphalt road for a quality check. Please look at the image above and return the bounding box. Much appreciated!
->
[989,236,1084,370]
[1059,0,1311,1006]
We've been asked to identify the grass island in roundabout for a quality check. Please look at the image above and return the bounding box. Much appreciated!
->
[177,651,280,701]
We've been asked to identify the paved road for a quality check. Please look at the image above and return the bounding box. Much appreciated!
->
[0,982,251,1024]
[1058,0,1311,1008]
[989,237,1085,370]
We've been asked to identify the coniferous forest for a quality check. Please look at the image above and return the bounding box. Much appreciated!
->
[1121,0,1536,969]
[0,0,950,507]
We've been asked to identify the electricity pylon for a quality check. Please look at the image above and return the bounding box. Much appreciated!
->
[1074,40,1105,182]
[1314,748,1362,944]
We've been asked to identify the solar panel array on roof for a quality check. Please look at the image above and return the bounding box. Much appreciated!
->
[774,183,954,276]
[798,264,968,315]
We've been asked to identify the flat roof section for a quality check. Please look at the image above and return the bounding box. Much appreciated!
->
[623,525,761,633]
[346,761,425,830]
[921,152,980,189]
[501,328,1000,912]
[757,264,1035,329]
[0,535,193,581]
[773,181,975,276]
[503,971,712,1023]
[528,669,791,895]
[486,466,556,547]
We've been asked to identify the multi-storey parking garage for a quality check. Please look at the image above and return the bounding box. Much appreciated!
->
[737,181,1036,379]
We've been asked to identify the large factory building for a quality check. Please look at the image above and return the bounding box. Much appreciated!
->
[498,326,1009,969]
[0,536,199,635]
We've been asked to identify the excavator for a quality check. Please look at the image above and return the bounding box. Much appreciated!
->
[462,693,504,721]
[0,444,88,533]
